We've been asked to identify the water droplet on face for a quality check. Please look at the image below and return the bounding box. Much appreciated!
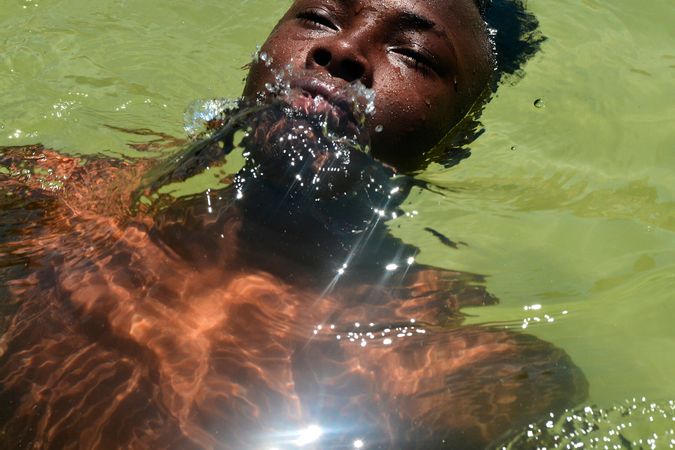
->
[534,98,545,109]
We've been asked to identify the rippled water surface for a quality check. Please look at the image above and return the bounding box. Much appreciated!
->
[1,0,674,447]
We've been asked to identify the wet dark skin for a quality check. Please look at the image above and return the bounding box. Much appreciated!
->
[0,2,590,448]
[243,0,494,165]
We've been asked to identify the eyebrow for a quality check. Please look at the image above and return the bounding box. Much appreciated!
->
[395,11,436,31]
[334,0,452,49]
[392,8,459,65]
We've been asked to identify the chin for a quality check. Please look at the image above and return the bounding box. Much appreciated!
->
[227,81,402,207]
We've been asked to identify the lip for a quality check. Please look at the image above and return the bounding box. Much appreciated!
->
[289,77,350,108]
[286,77,363,129]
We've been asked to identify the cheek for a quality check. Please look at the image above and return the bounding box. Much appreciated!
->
[260,34,295,63]
[245,31,311,94]
[260,25,319,69]
[372,77,453,140]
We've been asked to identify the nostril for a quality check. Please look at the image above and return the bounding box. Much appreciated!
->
[310,46,369,84]
[341,60,365,82]
[313,48,332,67]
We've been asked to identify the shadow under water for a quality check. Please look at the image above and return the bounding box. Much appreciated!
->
[0,91,587,449]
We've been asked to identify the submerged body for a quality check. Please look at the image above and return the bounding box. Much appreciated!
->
[0,97,587,449]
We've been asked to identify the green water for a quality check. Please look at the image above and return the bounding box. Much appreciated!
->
[1,0,673,439]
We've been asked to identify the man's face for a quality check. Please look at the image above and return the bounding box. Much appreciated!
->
[243,0,493,167]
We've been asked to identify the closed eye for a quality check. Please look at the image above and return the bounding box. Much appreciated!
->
[297,10,339,31]
[389,47,438,74]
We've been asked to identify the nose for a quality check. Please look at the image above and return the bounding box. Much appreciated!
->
[307,37,373,87]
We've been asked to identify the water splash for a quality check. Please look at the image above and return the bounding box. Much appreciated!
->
[152,72,389,218]
[501,398,675,449]
[250,48,377,135]
[183,97,239,138]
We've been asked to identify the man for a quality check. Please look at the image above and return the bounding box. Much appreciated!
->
[0,1,585,449]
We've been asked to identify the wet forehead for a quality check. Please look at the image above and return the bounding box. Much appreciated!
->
[319,0,481,22]
[292,0,485,40]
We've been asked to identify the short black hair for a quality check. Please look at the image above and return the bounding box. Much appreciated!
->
[474,0,491,16]
[482,0,546,84]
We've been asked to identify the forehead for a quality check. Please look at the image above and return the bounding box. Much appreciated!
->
[295,0,481,22]
[288,0,487,47]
